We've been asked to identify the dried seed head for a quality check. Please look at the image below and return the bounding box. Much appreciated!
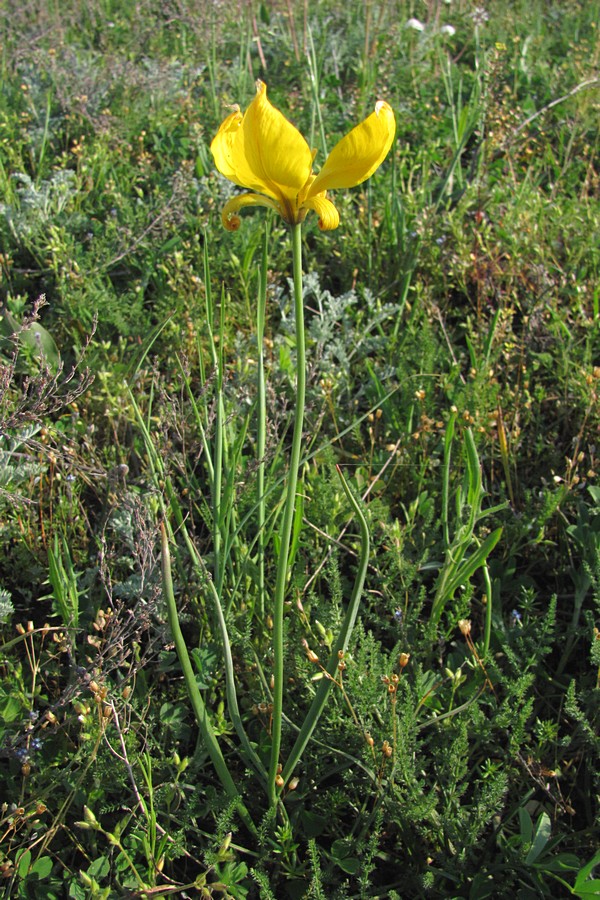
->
[399,652,410,668]
[382,740,392,757]
[458,619,472,637]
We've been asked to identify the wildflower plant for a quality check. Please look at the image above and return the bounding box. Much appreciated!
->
[161,79,395,812]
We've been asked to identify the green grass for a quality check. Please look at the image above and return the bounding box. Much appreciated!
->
[1,0,599,897]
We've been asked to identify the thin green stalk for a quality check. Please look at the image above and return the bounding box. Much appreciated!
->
[306,26,327,156]
[175,353,214,487]
[441,411,457,548]
[269,222,306,806]
[256,221,269,618]
[482,563,493,658]
[213,288,226,593]
[160,522,256,833]
[35,92,52,181]
[203,228,218,369]
[366,179,372,286]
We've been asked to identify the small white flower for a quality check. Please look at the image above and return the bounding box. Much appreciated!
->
[471,6,490,25]
[440,24,456,36]
[405,18,425,31]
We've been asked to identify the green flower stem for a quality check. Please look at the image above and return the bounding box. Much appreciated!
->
[213,288,226,595]
[268,222,306,806]
[160,522,256,834]
[203,233,228,596]
[256,222,269,619]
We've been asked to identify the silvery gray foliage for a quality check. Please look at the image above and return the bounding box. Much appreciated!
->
[0,170,79,240]
[275,269,399,387]
[0,587,14,624]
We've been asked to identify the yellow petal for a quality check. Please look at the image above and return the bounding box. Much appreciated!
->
[307,101,396,196]
[210,108,256,190]
[220,193,281,231]
[302,194,340,231]
[242,81,313,205]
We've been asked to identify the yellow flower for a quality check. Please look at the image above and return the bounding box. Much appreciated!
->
[210,80,396,232]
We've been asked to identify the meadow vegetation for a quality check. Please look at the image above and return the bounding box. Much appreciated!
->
[0,0,599,896]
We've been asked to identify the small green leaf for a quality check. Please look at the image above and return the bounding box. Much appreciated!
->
[525,812,551,865]
[17,849,32,878]
[300,810,328,838]
[574,888,600,900]
[0,693,22,723]
[87,855,111,880]
[330,837,360,872]
[30,855,53,879]
[573,851,600,894]
[518,808,533,847]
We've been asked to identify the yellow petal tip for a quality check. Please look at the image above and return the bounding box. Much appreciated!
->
[375,100,392,115]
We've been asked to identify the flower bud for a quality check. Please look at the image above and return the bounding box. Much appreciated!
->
[83,806,100,829]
